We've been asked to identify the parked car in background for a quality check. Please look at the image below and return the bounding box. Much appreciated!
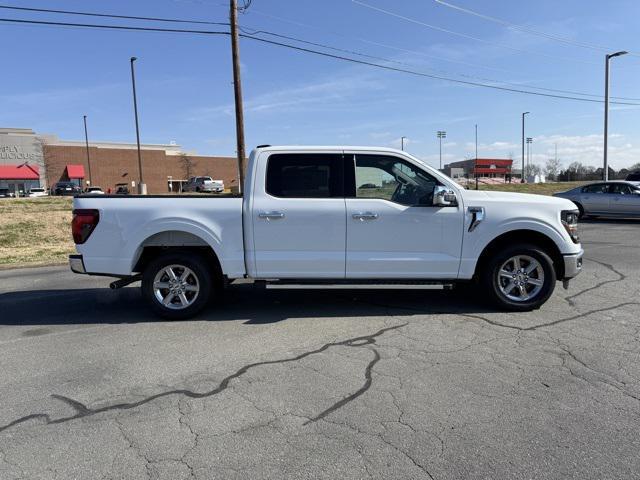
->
[69,145,583,319]
[84,186,104,195]
[0,188,14,198]
[28,187,48,197]
[626,171,640,181]
[184,176,223,193]
[115,184,130,195]
[52,182,81,196]
[554,180,640,218]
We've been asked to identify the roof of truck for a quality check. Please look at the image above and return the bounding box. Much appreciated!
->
[253,145,407,154]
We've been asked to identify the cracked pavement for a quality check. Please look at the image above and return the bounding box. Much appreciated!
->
[1,219,639,479]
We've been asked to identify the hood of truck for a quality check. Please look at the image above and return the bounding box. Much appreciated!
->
[460,189,577,210]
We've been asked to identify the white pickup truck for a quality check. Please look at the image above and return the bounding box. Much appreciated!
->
[69,146,583,319]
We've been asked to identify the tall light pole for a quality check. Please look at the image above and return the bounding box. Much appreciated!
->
[401,136,407,151]
[474,124,478,190]
[604,50,628,181]
[521,112,529,183]
[230,0,247,193]
[130,56,146,194]
[437,130,446,170]
[83,115,92,188]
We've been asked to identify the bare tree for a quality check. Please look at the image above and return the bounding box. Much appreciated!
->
[179,154,198,180]
[544,157,561,181]
[32,136,56,190]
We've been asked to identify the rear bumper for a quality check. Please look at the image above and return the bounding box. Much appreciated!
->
[562,249,584,279]
[69,254,86,274]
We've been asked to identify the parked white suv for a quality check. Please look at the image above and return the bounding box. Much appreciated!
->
[69,146,583,319]
[184,176,224,193]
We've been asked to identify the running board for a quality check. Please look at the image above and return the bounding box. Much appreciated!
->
[262,281,454,290]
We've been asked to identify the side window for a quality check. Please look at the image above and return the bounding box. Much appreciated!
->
[582,184,606,194]
[609,184,631,195]
[354,154,438,206]
[266,153,343,198]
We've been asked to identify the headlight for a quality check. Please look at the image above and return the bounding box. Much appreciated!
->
[561,210,580,244]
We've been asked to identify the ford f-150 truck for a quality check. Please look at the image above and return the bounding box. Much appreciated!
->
[69,146,583,319]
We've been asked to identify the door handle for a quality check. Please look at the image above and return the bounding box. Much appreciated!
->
[352,212,379,221]
[258,211,285,220]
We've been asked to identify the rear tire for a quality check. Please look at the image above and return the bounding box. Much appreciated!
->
[481,244,556,311]
[141,252,213,320]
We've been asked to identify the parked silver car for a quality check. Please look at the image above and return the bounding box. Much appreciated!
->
[554,181,640,218]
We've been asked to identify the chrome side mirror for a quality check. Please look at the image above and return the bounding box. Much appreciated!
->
[433,185,458,206]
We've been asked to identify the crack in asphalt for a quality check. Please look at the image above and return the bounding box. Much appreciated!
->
[460,302,640,332]
[0,324,406,435]
[303,346,380,425]
[565,258,626,306]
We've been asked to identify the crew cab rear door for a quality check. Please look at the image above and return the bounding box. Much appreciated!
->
[250,151,346,278]
[344,152,464,279]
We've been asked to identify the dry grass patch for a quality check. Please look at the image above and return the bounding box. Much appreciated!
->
[0,197,74,267]
[476,181,587,196]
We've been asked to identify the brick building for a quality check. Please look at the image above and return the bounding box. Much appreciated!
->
[1,128,239,194]
[443,158,513,181]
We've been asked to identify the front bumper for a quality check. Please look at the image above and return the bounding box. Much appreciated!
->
[562,249,584,280]
[69,254,86,274]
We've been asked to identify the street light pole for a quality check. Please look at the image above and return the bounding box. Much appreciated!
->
[437,130,446,170]
[401,136,407,151]
[604,50,628,181]
[130,56,145,194]
[83,115,92,188]
[521,112,529,183]
[475,124,478,190]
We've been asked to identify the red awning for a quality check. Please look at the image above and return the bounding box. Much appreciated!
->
[66,164,85,179]
[0,164,40,180]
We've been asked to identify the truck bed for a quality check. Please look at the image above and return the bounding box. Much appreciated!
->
[73,195,245,278]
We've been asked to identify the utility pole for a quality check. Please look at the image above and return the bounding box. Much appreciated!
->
[230,0,246,193]
[83,115,92,188]
[603,51,628,181]
[437,131,446,170]
[474,124,478,190]
[521,112,529,183]
[401,136,407,151]
[130,56,146,194]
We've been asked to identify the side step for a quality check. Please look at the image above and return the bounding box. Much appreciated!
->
[261,280,455,290]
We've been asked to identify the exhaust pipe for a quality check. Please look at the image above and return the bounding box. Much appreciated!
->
[110,274,142,290]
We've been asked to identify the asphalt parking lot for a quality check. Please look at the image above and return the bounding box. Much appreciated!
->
[1,219,639,480]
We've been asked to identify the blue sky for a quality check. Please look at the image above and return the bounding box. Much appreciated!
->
[2,0,640,170]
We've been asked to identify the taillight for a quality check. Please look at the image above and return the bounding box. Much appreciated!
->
[72,209,99,244]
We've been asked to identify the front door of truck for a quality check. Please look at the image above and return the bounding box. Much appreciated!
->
[250,152,346,278]
[345,153,464,279]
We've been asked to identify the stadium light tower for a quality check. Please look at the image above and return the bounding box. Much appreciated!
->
[437,130,447,170]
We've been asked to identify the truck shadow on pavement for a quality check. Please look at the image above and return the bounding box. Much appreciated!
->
[0,282,494,327]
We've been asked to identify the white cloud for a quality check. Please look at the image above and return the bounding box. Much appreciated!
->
[188,74,383,121]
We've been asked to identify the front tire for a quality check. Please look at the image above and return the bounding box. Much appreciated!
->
[141,252,213,319]
[481,244,556,311]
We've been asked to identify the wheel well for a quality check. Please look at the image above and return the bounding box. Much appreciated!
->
[474,230,564,280]
[132,231,224,284]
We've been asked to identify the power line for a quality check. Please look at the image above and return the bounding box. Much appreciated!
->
[352,0,599,66]
[1,16,638,106]
[240,34,640,105]
[0,17,229,35]
[434,0,640,57]
[0,4,228,26]
[241,26,640,102]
